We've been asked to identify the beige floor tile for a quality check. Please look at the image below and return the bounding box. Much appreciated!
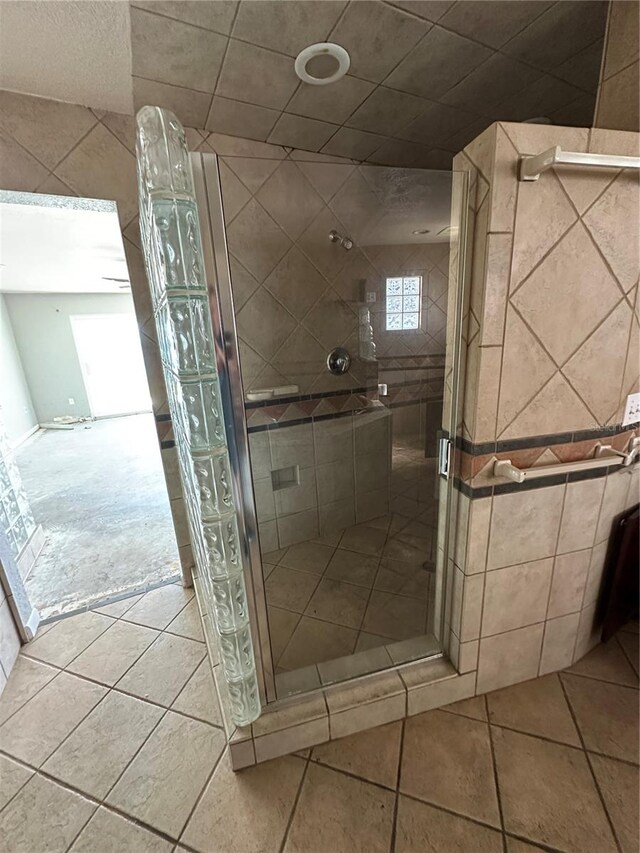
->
[569,639,639,687]
[339,523,388,556]
[506,838,549,852]
[116,632,205,706]
[171,659,223,727]
[94,593,143,618]
[284,763,395,853]
[324,547,379,587]
[123,584,194,630]
[362,591,427,641]
[278,616,357,670]
[400,710,500,827]
[617,630,639,676]
[43,691,163,799]
[268,605,301,663]
[278,541,335,574]
[183,752,304,853]
[374,557,430,598]
[305,577,369,629]
[66,620,159,686]
[22,611,114,668]
[444,695,488,722]
[0,671,106,766]
[265,566,321,613]
[395,795,504,853]
[311,720,401,788]
[355,631,393,652]
[166,598,205,642]
[561,673,639,763]
[70,807,173,852]
[106,710,225,839]
[492,726,617,852]
[487,673,580,746]
[0,656,58,726]
[589,753,640,853]
[0,754,33,810]
[0,773,95,853]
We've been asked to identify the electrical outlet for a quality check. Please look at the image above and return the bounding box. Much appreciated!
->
[622,392,640,426]
[68,397,75,406]
[366,292,376,303]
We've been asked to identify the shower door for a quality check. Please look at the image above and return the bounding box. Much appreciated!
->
[137,105,467,713]
[193,149,469,701]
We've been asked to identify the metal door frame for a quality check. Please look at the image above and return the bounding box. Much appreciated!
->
[191,152,276,704]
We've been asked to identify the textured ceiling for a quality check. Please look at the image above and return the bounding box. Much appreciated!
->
[130,0,608,168]
[0,1,133,114]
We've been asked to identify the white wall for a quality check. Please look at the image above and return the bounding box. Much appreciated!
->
[0,294,37,446]
[5,292,136,422]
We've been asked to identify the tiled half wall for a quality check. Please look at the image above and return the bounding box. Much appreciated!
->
[448,120,640,688]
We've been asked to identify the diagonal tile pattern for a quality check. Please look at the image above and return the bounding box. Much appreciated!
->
[0,583,637,852]
[476,122,640,441]
[129,0,606,164]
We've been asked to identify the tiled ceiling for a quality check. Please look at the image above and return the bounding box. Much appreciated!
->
[129,0,608,168]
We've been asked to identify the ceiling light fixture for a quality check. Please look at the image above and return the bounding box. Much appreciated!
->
[412,228,430,234]
[295,42,350,86]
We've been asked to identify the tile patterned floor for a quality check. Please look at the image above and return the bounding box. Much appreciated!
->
[264,445,440,692]
[0,581,637,853]
[264,512,438,682]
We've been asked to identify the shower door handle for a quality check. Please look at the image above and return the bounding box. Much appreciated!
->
[438,436,451,479]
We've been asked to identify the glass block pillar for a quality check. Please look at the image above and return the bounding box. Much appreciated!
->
[0,423,36,560]
[136,106,260,725]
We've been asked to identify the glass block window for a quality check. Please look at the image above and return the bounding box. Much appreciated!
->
[385,276,422,330]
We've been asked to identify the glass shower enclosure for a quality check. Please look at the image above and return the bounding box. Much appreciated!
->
[137,108,468,721]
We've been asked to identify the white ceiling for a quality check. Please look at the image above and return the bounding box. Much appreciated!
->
[0,201,130,294]
[0,1,133,114]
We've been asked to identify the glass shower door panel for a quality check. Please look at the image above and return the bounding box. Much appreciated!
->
[218,156,464,698]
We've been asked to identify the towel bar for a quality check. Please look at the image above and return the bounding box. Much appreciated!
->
[519,146,640,182]
[492,440,640,484]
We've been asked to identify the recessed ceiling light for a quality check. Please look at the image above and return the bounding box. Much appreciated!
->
[295,43,350,86]
[412,228,430,234]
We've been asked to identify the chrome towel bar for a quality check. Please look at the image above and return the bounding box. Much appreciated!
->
[493,439,640,484]
[518,146,640,182]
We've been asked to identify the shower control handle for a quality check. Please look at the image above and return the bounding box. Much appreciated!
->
[327,347,351,375]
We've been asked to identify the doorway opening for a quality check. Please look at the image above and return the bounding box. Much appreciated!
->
[0,191,182,620]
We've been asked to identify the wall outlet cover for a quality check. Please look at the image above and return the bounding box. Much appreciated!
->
[622,392,640,426]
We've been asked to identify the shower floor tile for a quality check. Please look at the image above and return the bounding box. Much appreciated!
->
[0,583,637,853]
[265,509,437,691]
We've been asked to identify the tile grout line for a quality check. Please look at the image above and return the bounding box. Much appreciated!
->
[388,716,406,853]
[175,735,229,850]
[0,745,182,850]
[277,750,312,853]
[484,693,508,853]
[204,1,242,130]
[556,673,625,853]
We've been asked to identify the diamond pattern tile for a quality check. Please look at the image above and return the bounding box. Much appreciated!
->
[563,299,633,424]
[510,172,578,290]
[236,285,297,361]
[512,222,623,364]
[583,171,640,292]
[226,198,292,281]
[256,162,324,241]
[496,307,556,436]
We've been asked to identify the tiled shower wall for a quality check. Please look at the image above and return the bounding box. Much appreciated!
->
[448,121,639,691]
[249,405,391,552]
[594,0,639,133]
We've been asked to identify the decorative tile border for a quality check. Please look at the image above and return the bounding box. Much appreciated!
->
[454,424,639,498]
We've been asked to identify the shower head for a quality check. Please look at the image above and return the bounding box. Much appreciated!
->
[329,229,353,250]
